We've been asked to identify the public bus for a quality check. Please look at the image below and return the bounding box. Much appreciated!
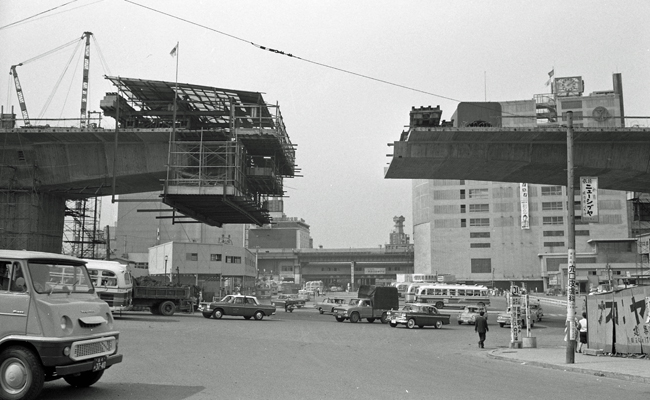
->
[414,284,490,309]
[84,259,133,312]
[391,282,411,298]
[404,282,424,303]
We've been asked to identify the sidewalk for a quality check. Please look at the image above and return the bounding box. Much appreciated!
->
[488,346,650,384]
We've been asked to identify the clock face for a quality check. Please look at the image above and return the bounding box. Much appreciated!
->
[555,77,582,95]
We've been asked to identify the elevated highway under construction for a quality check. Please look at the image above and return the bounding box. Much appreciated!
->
[0,76,297,253]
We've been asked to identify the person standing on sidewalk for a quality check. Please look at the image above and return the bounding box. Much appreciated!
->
[475,311,489,348]
[577,312,588,353]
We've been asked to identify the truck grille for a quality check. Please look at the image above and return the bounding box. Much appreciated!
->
[70,337,116,361]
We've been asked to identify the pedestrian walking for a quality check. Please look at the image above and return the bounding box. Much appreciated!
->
[475,311,489,348]
[577,312,588,353]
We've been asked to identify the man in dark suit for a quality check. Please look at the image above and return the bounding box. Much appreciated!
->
[475,311,489,348]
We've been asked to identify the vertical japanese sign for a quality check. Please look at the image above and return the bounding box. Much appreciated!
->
[510,294,521,343]
[580,177,598,223]
[520,183,530,229]
[350,261,355,291]
[567,249,577,341]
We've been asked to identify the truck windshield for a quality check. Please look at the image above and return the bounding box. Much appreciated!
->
[28,261,94,294]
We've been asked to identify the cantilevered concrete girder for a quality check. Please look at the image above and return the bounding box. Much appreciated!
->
[385,127,650,192]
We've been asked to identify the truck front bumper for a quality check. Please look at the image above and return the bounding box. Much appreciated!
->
[55,353,123,376]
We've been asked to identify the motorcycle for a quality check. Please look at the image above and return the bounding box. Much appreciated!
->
[284,303,296,313]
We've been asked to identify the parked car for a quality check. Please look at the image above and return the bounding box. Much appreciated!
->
[314,297,347,314]
[202,295,276,320]
[457,305,487,325]
[497,307,535,328]
[389,303,451,329]
[271,294,305,308]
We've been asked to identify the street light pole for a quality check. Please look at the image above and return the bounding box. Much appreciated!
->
[566,111,577,364]
[164,255,168,283]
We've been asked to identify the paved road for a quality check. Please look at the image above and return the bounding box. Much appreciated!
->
[36,298,649,400]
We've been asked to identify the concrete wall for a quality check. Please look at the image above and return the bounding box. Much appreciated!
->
[0,192,65,253]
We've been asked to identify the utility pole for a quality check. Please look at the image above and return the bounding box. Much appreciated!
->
[566,111,577,364]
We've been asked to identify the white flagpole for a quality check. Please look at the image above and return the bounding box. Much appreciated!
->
[172,41,179,139]
[165,42,179,197]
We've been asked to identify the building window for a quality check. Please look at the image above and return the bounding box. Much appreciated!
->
[210,254,222,261]
[589,271,597,275]
[225,256,241,264]
[470,243,491,248]
[542,201,563,211]
[468,189,488,199]
[469,218,490,227]
[544,242,565,247]
[469,204,489,213]
[460,189,466,199]
[186,253,198,261]
[543,216,564,225]
[575,230,590,236]
[461,219,466,227]
[543,231,564,237]
[541,186,562,196]
[470,232,490,238]
[460,204,466,213]
[471,258,491,273]
[460,180,465,185]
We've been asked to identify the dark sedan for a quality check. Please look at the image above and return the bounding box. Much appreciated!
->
[389,303,451,329]
[202,295,276,320]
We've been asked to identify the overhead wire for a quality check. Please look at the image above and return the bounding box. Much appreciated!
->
[123,0,463,104]
[0,0,81,31]
[39,38,83,119]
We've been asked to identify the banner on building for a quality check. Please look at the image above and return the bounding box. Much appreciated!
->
[580,177,598,222]
[364,268,386,275]
[520,183,530,229]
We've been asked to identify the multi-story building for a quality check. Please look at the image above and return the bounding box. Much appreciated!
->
[411,73,636,292]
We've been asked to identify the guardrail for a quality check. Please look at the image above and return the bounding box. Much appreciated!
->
[529,295,567,307]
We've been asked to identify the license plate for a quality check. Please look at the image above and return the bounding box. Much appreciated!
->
[92,356,107,372]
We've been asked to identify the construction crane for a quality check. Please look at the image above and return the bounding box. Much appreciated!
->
[9,64,31,126]
[9,32,93,128]
[79,31,92,128]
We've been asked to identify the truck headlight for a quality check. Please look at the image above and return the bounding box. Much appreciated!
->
[60,315,73,334]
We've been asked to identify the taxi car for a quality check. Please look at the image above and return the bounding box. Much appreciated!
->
[497,307,535,328]
[202,295,276,320]
[457,305,488,325]
[271,293,305,309]
[388,303,450,329]
[314,297,346,314]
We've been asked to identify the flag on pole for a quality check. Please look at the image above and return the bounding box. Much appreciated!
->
[170,44,178,57]
[545,68,554,86]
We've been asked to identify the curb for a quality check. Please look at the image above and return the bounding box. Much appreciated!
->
[487,350,650,385]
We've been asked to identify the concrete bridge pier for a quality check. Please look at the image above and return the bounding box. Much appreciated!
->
[0,191,65,253]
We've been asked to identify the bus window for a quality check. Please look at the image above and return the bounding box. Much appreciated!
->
[457,289,465,296]
[100,271,117,287]
[448,289,456,296]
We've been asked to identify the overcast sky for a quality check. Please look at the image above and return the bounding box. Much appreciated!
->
[2,0,649,249]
